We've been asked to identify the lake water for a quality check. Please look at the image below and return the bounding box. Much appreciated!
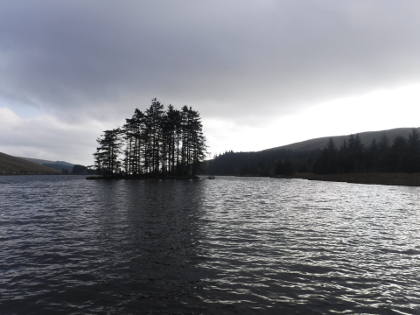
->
[0,175,419,314]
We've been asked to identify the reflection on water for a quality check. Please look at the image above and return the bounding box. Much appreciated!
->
[0,175,419,314]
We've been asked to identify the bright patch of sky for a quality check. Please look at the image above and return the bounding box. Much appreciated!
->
[206,83,420,157]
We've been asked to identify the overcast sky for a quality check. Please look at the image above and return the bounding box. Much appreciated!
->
[1,1,420,164]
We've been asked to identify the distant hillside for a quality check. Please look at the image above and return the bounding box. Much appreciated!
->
[0,152,59,175]
[20,157,93,175]
[204,127,420,176]
[22,157,74,173]
[266,127,420,153]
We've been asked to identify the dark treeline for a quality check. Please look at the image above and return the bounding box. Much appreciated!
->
[94,98,206,177]
[204,149,312,176]
[313,130,420,174]
[204,129,420,176]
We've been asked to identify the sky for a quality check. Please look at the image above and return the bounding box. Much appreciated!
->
[1,1,420,165]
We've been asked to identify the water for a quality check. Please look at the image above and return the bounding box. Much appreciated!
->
[0,175,419,314]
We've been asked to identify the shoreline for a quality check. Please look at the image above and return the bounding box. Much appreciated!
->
[3,173,419,187]
[279,172,420,187]
[86,175,200,180]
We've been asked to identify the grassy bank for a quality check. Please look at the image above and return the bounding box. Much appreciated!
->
[288,172,420,187]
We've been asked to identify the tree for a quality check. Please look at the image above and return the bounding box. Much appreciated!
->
[94,128,123,175]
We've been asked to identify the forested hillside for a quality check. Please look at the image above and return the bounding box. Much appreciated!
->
[204,127,420,176]
[266,128,420,153]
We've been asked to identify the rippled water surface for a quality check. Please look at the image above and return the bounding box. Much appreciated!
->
[1,175,419,314]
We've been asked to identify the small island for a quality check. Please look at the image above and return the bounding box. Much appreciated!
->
[90,98,206,179]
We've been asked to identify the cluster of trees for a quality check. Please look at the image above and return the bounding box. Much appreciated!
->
[313,130,420,174]
[70,164,96,175]
[94,98,206,177]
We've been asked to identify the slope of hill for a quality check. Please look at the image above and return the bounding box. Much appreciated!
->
[0,152,60,175]
[21,157,74,173]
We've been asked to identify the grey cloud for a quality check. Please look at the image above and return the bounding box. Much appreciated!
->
[1,0,420,122]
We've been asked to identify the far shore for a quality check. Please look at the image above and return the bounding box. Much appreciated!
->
[275,172,420,187]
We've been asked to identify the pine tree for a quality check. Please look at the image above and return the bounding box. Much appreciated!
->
[94,128,123,175]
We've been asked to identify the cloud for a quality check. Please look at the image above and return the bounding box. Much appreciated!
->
[1,1,420,161]
[0,107,107,164]
[1,1,419,120]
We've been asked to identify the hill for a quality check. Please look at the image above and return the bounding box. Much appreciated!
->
[266,127,420,153]
[21,157,74,173]
[0,152,60,175]
[21,157,94,175]
[204,127,420,176]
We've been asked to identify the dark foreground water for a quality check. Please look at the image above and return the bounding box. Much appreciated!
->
[0,176,419,314]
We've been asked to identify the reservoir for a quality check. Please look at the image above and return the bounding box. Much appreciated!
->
[1,176,419,314]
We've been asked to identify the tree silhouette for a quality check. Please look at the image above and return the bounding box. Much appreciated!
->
[94,99,206,177]
[94,128,122,175]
